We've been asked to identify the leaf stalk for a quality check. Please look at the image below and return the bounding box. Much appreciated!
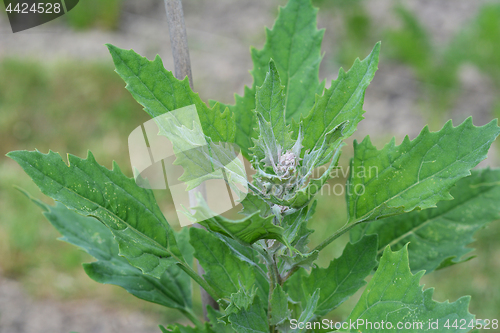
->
[176,262,221,304]
[313,221,363,253]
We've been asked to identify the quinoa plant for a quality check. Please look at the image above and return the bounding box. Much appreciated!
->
[8,0,500,332]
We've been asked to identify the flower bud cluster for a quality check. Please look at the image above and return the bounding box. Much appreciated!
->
[276,151,296,178]
[254,145,306,220]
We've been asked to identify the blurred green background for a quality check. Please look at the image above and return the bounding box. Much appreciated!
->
[1,0,499,329]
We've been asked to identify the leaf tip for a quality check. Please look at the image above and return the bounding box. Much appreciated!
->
[361,135,372,145]
[112,160,123,174]
[85,150,96,163]
[5,150,17,159]
[105,43,116,52]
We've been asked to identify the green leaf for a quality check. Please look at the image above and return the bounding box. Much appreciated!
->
[163,324,211,333]
[270,285,291,325]
[107,44,235,143]
[21,190,193,311]
[274,288,321,333]
[189,227,257,299]
[185,198,285,245]
[201,211,284,245]
[215,234,267,275]
[162,122,247,192]
[251,60,294,165]
[285,235,377,316]
[283,269,307,314]
[212,233,270,305]
[281,250,318,273]
[225,0,325,158]
[251,0,325,122]
[148,107,248,192]
[225,286,258,317]
[347,117,500,223]
[159,227,194,308]
[282,203,315,252]
[351,168,500,273]
[223,88,256,160]
[228,296,269,333]
[239,192,271,217]
[8,150,182,279]
[299,122,346,177]
[180,140,247,193]
[206,307,237,333]
[344,245,474,332]
[297,42,380,155]
[294,289,320,333]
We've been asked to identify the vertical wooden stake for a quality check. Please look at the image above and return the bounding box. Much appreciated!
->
[164,0,193,88]
[163,0,219,321]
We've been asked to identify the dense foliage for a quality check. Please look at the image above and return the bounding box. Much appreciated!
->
[8,0,500,332]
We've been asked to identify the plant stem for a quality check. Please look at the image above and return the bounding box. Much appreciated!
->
[143,273,202,327]
[281,265,299,283]
[253,244,280,332]
[313,221,363,253]
[180,308,203,328]
[266,258,278,333]
[281,222,362,283]
[176,262,221,304]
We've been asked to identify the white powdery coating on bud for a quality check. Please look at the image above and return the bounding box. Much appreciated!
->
[280,151,296,168]
[276,150,297,177]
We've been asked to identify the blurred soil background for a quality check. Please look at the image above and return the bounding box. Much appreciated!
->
[1,0,500,332]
